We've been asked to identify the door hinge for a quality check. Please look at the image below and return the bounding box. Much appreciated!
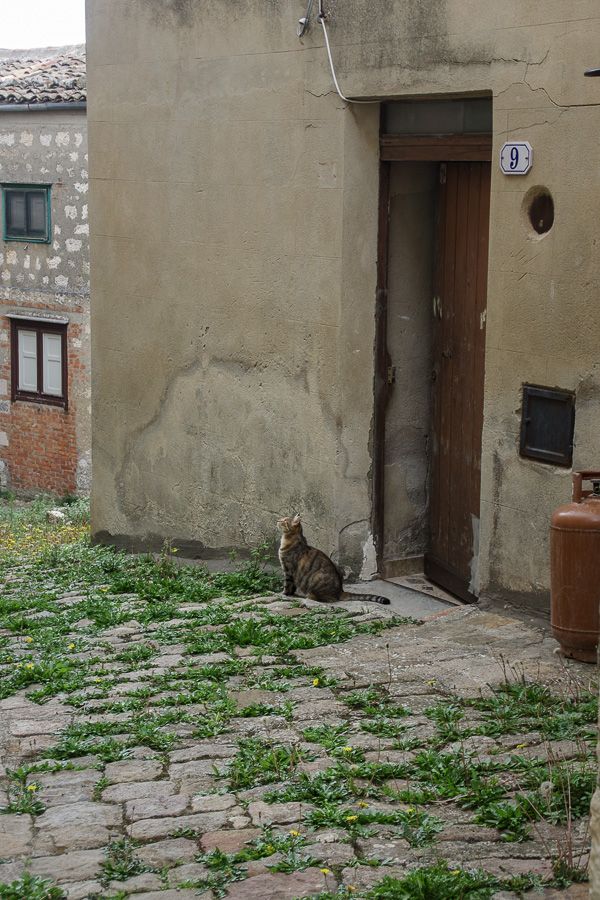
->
[439,163,447,184]
[387,365,396,386]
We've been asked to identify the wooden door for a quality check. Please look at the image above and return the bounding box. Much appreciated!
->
[425,161,491,602]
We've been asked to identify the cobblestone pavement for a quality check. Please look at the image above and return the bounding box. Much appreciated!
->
[0,560,596,899]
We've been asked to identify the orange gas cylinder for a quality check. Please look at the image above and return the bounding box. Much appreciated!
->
[550,471,600,663]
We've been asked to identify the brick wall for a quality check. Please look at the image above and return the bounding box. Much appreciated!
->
[0,313,83,495]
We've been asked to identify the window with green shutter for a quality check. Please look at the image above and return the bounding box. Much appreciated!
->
[2,185,51,242]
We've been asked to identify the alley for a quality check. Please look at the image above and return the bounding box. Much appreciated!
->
[0,506,595,899]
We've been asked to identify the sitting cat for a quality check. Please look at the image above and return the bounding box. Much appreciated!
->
[277,514,390,605]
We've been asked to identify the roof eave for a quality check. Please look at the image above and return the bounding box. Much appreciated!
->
[0,100,86,113]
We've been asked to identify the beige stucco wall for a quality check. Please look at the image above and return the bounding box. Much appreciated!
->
[87,0,600,593]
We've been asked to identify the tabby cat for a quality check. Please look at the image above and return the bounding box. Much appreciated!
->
[277,515,390,605]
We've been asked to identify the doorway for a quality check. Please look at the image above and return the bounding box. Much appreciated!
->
[374,101,492,603]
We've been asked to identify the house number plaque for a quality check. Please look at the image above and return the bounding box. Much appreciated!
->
[500,141,533,175]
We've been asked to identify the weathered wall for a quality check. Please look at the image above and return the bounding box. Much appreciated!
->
[0,109,90,495]
[384,163,436,569]
[87,0,379,567]
[87,0,600,595]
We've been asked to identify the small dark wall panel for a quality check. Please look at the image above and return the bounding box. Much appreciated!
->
[520,385,575,467]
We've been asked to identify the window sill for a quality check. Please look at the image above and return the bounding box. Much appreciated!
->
[3,235,51,244]
[13,392,67,410]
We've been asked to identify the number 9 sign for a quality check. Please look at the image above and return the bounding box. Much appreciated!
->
[500,141,533,175]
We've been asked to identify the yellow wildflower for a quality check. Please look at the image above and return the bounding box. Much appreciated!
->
[406,806,415,814]
[68,643,76,651]
[357,801,369,808]
[312,678,320,687]
[450,870,461,876]
[289,830,300,837]
[94,677,102,683]
[26,784,38,792]
[426,678,437,686]
[266,844,275,854]
[516,743,527,749]
[345,815,358,822]
[320,868,331,875]
[342,746,353,753]
[25,663,34,670]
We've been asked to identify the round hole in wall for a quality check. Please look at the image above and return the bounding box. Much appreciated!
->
[523,186,554,236]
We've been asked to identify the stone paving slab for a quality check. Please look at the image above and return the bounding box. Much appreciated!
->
[224,868,332,899]
[342,578,454,617]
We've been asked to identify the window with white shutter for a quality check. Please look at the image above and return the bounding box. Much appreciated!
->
[43,333,63,396]
[18,330,38,392]
[11,320,67,407]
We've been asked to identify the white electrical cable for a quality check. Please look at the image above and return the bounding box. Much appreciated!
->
[317,6,379,105]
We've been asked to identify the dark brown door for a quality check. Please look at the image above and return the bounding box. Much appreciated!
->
[425,161,491,602]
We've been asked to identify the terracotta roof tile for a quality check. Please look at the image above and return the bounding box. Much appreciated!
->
[0,45,86,105]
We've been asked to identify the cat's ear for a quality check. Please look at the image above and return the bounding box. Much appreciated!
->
[292,514,301,526]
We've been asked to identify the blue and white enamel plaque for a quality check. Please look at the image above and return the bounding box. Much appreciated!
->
[500,141,533,175]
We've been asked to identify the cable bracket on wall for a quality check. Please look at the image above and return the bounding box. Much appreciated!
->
[297,0,314,37]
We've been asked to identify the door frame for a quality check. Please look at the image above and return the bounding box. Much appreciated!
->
[372,130,492,573]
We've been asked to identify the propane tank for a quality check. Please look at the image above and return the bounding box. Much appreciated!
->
[550,471,600,663]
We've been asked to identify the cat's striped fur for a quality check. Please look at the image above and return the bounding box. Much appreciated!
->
[277,515,390,605]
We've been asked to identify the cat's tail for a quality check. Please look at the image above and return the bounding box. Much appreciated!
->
[341,591,390,606]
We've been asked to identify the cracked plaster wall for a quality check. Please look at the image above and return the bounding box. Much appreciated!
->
[0,109,90,495]
[88,0,600,587]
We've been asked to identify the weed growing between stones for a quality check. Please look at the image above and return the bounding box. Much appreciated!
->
[360,717,407,739]
[342,687,410,718]
[189,852,247,897]
[303,724,353,755]
[266,767,356,806]
[190,828,321,895]
[227,738,307,789]
[307,803,443,847]
[3,769,45,815]
[308,861,543,899]
[522,757,597,824]
[99,837,150,885]
[469,679,598,741]
[519,750,594,886]
[0,873,66,899]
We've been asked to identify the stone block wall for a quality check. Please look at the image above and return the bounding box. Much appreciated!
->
[0,109,90,496]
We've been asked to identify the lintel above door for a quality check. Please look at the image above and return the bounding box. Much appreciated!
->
[380,133,492,162]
